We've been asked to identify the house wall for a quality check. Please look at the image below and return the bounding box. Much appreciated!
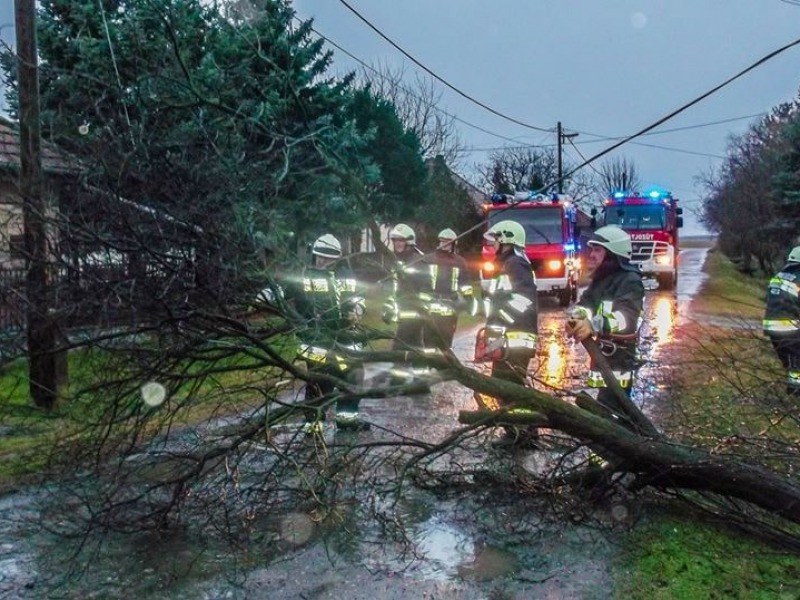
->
[0,178,24,268]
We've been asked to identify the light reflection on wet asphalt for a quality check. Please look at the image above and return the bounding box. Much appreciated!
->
[335,248,712,588]
[0,248,712,598]
[364,246,710,435]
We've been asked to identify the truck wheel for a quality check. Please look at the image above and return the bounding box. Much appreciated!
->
[657,271,677,291]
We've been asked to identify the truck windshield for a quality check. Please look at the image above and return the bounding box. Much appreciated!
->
[604,204,665,230]
[488,207,563,244]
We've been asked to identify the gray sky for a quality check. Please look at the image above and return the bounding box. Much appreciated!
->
[293,0,800,234]
[3,1,800,234]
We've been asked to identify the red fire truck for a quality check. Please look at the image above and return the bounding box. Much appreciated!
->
[593,189,684,290]
[480,192,584,307]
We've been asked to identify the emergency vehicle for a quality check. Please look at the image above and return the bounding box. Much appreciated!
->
[480,192,583,307]
[593,189,684,290]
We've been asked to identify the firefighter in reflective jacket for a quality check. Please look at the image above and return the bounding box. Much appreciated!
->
[419,228,473,351]
[383,223,430,383]
[475,220,539,446]
[565,225,644,417]
[289,234,369,431]
[763,245,800,395]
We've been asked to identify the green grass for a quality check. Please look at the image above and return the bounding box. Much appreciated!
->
[614,246,800,599]
[689,247,767,320]
[616,512,800,599]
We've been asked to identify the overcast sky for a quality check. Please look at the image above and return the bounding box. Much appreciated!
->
[3,1,800,234]
[293,0,800,234]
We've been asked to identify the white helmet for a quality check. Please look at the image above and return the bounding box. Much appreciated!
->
[788,246,800,263]
[312,233,342,258]
[587,225,632,260]
[389,223,416,245]
[438,228,457,241]
[484,220,526,248]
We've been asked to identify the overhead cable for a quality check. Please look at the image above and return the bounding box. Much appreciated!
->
[335,0,553,133]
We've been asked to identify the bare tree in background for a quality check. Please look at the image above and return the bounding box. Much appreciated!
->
[476,146,558,194]
[596,156,641,197]
[358,62,465,166]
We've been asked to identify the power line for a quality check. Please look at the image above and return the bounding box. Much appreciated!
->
[386,35,800,248]
[463,138,726,160]
[558,35,800,187]
[462,111,765,155]
[303,20,533,146]
[335,0,553,133]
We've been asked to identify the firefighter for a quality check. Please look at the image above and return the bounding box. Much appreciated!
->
[419,228,473,351]
[290,233,369,432]
[478,219,539,447]
[383,223,431,384]
[565,225,644,420]
[763,245,800,396]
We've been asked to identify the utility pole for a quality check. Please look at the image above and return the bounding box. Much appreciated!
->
[15,0,67,409]
[556,121,579,194]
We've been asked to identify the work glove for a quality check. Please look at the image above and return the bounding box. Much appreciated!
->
[344,297,366,325]
[565,317,593,341]
[382,299,398,324]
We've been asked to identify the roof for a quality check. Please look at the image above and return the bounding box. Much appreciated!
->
[425,155,487,210]
[0,116,80,175]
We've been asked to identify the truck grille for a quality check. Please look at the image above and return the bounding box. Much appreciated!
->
[631,240,669,262]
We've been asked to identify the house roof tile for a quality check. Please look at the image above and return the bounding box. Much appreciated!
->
[0,116,79,174]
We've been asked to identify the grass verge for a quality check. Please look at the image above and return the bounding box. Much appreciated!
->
[614,246,800,598]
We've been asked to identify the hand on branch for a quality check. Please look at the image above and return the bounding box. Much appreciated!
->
[566,317,593,341]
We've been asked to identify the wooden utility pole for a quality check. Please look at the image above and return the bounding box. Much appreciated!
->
[15,0,67,409]
[556,121,579,194]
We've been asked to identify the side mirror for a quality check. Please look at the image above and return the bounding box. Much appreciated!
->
[590,207,598,216]
[590,217,597,229]
[676,207,683,215]
[677,217,684,229]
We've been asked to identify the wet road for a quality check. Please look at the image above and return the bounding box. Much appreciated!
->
[361,246,710,436]
[0,247,712,600]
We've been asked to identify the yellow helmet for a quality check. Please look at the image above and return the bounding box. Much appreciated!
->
[587,225,632,259]
[438,228,457,241]
[312,233,342,258]
[389,223,416,245]
[484,220,525,248]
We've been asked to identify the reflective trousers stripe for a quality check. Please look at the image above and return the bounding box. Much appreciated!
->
[587,370,633,389]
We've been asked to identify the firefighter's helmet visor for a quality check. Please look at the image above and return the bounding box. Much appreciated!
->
[484,229,517,241]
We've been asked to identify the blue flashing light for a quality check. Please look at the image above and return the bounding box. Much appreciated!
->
[563,243,576,251]
[649,190,661,199]
[612,191,626,199]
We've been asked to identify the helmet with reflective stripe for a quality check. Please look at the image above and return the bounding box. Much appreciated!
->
[389,223,416,245]
[587,225,632,260]
[312,233,342,258]
[438,228,457,241]
[484,220,525,248]
[788,246,800,263]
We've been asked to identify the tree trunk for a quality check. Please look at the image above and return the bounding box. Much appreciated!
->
[370,349,800,525]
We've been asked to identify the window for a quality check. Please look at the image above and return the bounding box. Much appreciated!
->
[9,234,25,260]
[488,207,564,244]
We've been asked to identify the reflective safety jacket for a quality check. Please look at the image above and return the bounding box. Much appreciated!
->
[384,249,428,323]
[287,265,366,360]
[575,264,644,384]
[482,250,538,353]
[402,249,473,318]
[763,262,800,335]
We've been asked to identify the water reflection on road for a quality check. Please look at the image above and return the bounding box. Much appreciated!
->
[0,249,711,599]
[372,247,711,589]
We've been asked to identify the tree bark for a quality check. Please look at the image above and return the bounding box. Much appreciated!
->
[356,348,800,525]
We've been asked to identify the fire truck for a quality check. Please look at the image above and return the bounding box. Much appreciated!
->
[480,192,584,307]
[593,189,684,290]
